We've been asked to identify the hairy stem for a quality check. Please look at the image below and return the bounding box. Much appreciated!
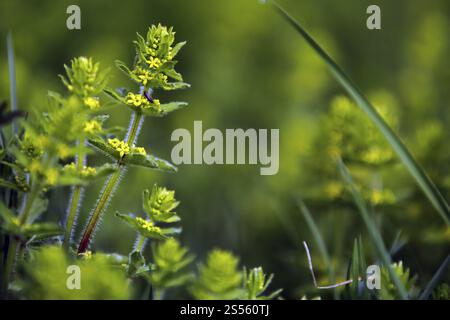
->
[134,234,146,252]
[125,112,144,146]
[77,112,143,254]
[63,142,86,249]
[77,167,123,254]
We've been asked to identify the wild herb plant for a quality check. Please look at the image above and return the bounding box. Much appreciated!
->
[0,24,281,300]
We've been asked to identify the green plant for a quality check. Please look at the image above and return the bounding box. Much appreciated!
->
[190,249,244,300]
[0,24,280,300]
[77,24,187,254]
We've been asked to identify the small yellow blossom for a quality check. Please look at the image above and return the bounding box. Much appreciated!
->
[108,138,130,158]
[84,97,100,110]
[29,159,42,175]
[63,162,76,171]
[57,143,71,159]
[147,56,161,69]
[125,92,149,108]
[84,120,102,134]
[63,163,97,178]
[134,67,153,86]
[45,168,59,186]
[81,166,97,178]
[136,217,162,233]
[132,147,147,156]
[35,135,49,150]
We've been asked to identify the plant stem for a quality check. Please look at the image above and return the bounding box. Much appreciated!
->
[1,236,19,296]
[125,112,144,146]
[153,288,164,300]
[3,182,39,295]
[63,143,86,249]
[77,167,123,254]
[18,182,39,225]
[77,112,144,254]
[134,234,146,252]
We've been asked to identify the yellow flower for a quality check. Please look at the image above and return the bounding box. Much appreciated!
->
[108,138,130,158]
[84,97,100,110]
[45,168,59,186]
[132,146,147,156]
[84,120,102,134]
[147,56,161,69]
[63,162,77,172]
[57,143,71,159]
[136,217,162,233]
[125,92,149,108]
[29,159,42,175]
[134,67,153,86]
[81,166,97,178]
[35,135,49,150]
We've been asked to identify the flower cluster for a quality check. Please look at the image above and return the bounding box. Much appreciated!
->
[63,162,97,178]
[83,120,102,135]
[132,24,185,90]
[190,250,243,300]
[135,217,162,234]
[116,185,181,241]
[107,138,147,158]
[125,92,161,112]
[60,57,108,101]
[144,184,179,221]
[107,138,130,157]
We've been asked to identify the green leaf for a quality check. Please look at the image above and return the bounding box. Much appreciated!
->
[0,177,20,191]
[114,60,135,80]
[103,88,126,104]
[21,222,62,239]
[242,267,282,300]
[115,212,168,240]
[126,250,152,278]
[27,196,49,224]
[0,202,15,221]
[123,153,177,172]
[170,41,186,59]
[348,237,368,299]
[87,136,118,160]
[140,101,188,117]
[272,1,450,226]
[163,82,191,91]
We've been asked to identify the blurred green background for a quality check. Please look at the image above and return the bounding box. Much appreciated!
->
[1,0,449,298]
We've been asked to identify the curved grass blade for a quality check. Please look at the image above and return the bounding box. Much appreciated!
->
[296,196,338,298]
[270,1,450,226]
[7,32,18,135]
[337,159,408,299]
[419,254,450,300]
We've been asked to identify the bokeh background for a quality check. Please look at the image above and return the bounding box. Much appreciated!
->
[1,0,449,298]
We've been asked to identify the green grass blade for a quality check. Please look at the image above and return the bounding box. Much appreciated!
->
[296,196,338,298]
[337,159,408,299]
[7,32,18,135]
[270,1,450,226]
[419,254,450,300]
